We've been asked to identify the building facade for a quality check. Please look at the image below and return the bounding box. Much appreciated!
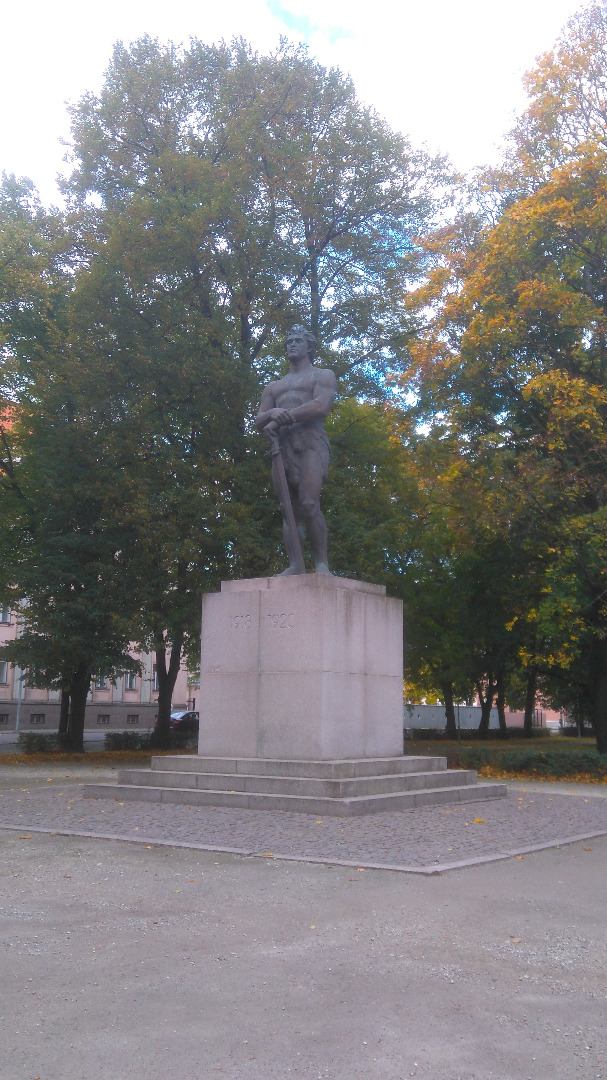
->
[0,607,197,732]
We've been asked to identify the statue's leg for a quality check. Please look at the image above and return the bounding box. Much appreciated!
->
[298,451,330,574]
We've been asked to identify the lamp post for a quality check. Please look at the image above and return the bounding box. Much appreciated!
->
[15,667,23,733]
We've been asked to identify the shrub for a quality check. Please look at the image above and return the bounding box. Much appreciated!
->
[148,728,196,751]
[456,745,607,779]
[17,732,59,753]
[105,729,194,751]
[104,731,152,751]
[405,727,551,742]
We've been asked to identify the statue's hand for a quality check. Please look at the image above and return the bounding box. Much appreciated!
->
[269,408,294,426]
[262,420,280,454]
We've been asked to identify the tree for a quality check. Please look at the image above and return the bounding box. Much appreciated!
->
[404,5,607,750]
[0,177,139,748]
[65,36,447,394]
[0,39,447,747]
[49,36,446,744]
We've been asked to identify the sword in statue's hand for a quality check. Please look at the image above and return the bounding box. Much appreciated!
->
[263,420,306,576]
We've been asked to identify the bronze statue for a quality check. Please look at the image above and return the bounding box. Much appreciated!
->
[255,325,337,575]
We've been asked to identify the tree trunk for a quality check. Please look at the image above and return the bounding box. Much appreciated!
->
[523,666,537,739]
[150,632,184,750]
[476,675,497,739]
[58,687,70,737]
[440,680,457,739]
[65,664,91,752]
[496,676,507,737]
[309,252,320,339]
[592,640,607,754]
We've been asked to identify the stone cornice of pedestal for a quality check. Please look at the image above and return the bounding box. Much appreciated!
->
[220,575,386,596]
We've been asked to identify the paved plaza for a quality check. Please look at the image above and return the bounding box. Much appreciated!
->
[1,764,606,1079]
[1,764,607,871]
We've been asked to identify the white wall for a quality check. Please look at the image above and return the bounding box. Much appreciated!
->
[404,704,500,730]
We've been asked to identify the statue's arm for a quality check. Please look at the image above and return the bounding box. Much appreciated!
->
[255,384,279,431]
[288,368,337,424]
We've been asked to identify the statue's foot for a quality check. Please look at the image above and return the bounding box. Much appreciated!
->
[314,562,332,576]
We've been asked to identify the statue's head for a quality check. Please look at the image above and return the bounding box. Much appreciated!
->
[286,324,317,360]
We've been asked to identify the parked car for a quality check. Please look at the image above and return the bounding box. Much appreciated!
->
[169,710,199,734]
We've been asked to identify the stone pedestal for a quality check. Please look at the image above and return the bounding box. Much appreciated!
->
[198,575,404,761]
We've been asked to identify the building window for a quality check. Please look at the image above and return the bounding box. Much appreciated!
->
[126,714,139,725]
[0,713,8,725]
[0,606,10,624]
[124,672,137,692]
[29,713,46,725]
[97,714,110,725]
[0,661,8,685]
[94,676,108,690]
[152,665,159,692]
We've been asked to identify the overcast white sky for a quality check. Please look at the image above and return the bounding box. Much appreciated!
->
[1,0,587,205]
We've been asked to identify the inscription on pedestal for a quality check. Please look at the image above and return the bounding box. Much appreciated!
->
[267,612,295,628]
[231,614,252,629]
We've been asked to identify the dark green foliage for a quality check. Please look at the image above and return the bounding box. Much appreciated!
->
[456,745,607,778]
[103,731,152,751]
[16,732,61,753]
[103,728,194,751]
[405,727,551,741]
[148,727,195,751]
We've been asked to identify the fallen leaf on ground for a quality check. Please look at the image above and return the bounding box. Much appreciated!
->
[474,818,485,824]
[19,834,31,839]
[583,846,593,851]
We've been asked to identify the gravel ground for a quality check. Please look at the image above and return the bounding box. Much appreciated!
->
[2,766,607,871]
[2,765,607,1080]
[1,827,606,1080]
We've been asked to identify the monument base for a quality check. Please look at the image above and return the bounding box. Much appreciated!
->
[198,575,404,761]
[83,755,507,815]
[83,575,507,812]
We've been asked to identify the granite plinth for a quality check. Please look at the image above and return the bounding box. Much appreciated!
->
[83,754,507,815]
[198,575,404,761]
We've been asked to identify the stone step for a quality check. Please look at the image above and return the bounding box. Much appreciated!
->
[83,779,507,816]
[116,767,478,798]
[149,755,449,778]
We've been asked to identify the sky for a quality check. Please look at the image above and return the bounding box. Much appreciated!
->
[1,0,588,206]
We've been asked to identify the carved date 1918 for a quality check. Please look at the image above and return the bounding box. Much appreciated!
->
[267,613,295,628]
[232,614,252,629]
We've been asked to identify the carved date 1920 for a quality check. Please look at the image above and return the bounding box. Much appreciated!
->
[267,613,295,628]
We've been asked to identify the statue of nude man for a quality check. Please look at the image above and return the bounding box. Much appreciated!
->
[255,325,337,575]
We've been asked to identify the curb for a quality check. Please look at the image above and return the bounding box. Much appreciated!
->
[2,820,607,875]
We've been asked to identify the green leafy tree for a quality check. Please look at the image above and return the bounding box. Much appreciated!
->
[49,37,446,744]
[65,36,447,395]
[405,5,607,750]
[0,39,447,748]
[0,177,140,748]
